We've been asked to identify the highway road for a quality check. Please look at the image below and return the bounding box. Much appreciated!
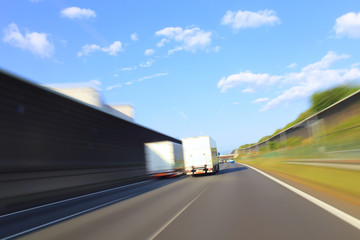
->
[3,163,360,239]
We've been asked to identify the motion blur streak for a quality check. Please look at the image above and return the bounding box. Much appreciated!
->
[0,70,180,214]
[244,163,360,231]
[21,163,360,240]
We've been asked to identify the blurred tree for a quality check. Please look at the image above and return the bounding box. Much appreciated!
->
[239,84,359,149]
[269,141,280,150]
[258,135,271,143]
[311,85,359,113]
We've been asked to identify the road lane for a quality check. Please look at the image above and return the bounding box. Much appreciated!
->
[20,172,217,240]
[21,163,360,240]
[157,163,360,240]
[1,177,185,239]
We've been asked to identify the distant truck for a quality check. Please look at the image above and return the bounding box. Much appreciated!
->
[144,141,184,178]
[182,136,220,175]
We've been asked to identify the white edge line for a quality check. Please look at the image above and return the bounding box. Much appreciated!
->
[0,179,153,218]
[3,177,184,239]
[2,193,138,240]
[148,178,214,240]
[241,163,360,231]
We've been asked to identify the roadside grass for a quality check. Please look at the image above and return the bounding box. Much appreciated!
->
[240,157,360,206]
[236,116,360,206]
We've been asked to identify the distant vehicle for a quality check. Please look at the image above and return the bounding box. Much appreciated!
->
[145,141,184,178]
[182,136,220,175]
[229,159,235,163]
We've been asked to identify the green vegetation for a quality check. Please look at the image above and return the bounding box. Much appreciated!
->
[239,143,255,149]
[235,84,360,205]
[327,114,360,134]
[284,109,313,129]
[268,141,280,151]
[238,84,360,150]
[283,85,359,130]
[285,137,303,147]
[257,135,271,143]
[239,156,360,206]
[311,85,359,113]
[236,115,360,206]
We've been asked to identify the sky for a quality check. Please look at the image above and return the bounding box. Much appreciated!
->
[1,0,360,153]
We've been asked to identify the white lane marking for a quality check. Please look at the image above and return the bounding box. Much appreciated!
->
[0,179,153,218]
[148,177,216,240]
[2,177,186,239]
[2,193,138,240]
[241,163,360,231]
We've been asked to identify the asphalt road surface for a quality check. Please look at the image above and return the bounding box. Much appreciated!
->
[7,163,360,239]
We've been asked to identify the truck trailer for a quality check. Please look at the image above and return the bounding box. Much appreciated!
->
[182,136,220,175]
[144,141,184,178]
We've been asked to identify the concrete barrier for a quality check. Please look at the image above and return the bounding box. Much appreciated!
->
[239,89,360,154]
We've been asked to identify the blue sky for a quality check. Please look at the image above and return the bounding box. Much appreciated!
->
[1,0,360,153]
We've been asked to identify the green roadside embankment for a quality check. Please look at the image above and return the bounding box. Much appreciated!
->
[236,115,360,207]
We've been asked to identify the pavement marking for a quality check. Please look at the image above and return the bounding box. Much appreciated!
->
[2,177,186,239]
[0,179,153,218]
[148,176,217,240]
[2,193,138,240]
[241,163,360,231]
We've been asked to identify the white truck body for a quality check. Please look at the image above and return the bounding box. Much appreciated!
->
[182,136,219,175]
[144,141,184,178]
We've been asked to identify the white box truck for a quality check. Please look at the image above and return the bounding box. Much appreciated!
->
[144,141,184,178]
[182,136,220,175]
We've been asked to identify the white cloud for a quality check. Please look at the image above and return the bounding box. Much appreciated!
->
[106,83,122,90]
[253,98,269,103]
[168,46,183,55]
[131,33,138,41]
[106,73,168,90]
[261,65,360,111]
[78,44,100,56]
[144,48,155,56]
[77,41,123,57]
[301,51,349,72]
[60,7,96,20]
[232,102,240,105]
[104,41,123,55]
[334,11,360,38]
[261,83,316,111]
[60,39,68,47]
[221,9,280,30]
[269,60,360,109]
[89,79,101,86]
[139,59,154,68]
[137,72,168,82]
[29,0,42,3]
[218,51,360,111]
[213,46,221,52]
[218,71,282,93]
[2,23,54,58]
[286,63,297,68]
[174,107,189,120]
[242,87,254,93]
[155,26,212,53]
[121,66,137,71]
[179,111,189,120]
[157,38,169,47]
